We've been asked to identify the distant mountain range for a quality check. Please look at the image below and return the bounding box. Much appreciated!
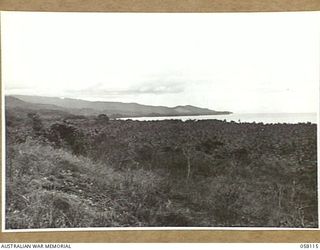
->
[6,95,232,118]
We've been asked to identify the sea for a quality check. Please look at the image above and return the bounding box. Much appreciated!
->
[120,113,318,124]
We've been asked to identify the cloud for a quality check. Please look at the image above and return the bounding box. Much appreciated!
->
[129,80,185,94]
[5,76,187,98]
[64,77,186,98]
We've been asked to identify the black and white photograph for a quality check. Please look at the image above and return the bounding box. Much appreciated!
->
[1,11,319,230]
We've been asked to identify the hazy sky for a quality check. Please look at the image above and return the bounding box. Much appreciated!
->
[1,12,319,113]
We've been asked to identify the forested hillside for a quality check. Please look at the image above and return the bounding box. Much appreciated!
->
[9,95,231,117]
[5,108,318,228]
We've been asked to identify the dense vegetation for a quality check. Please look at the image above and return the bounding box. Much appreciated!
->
[5,109,318,228]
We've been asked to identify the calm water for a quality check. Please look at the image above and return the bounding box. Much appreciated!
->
[120,113,318,124]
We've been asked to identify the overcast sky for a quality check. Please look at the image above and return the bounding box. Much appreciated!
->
[1,12,319,113]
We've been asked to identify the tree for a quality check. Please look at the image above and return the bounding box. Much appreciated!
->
[96,114,109,123]
[27,112,44,136]
[47,123,87,155]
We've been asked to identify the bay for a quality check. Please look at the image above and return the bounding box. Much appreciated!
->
[120,113,318,124]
